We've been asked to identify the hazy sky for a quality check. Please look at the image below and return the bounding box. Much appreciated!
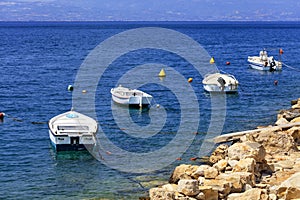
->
[0,0,299,21]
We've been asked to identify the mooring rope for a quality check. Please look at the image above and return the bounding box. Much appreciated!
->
[282,62,300,72]
[3,113,47,124]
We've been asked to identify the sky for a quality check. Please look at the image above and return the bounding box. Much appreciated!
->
[0,0,299,21]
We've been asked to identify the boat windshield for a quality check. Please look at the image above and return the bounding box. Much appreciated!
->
[58,126,89,131]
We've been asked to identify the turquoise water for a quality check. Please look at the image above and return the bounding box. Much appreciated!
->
[0,21,300,199]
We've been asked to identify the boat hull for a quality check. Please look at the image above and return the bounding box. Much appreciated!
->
[48,110,98,152]
[49,130,95,151]
[111,95,152,107]
[203,84,238,93]
[248,63,282,71]
[110,86,153,107]
[248,56,282,71]
[202,72,239,93]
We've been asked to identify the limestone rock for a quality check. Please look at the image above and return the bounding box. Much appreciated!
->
[228,159,239,168]
[209,144,228,164]
[216,172,255,192]
[274,159,295,170]
[279,108,300,121]
[198,186,218,200]
[195,192,205,200]
[277,187,300,200]
[246,130,297,156]
[198,177,205,186]
[203,179,231,196]
[162,184,178,192]
[213,159,228,172]
[233,158,256,173]
[169,164,199,184]
[227,188,268,200]
[275,117,289,125]
[177,179,200,196]
[227,142,266,162]
[291,116,300,123]
[279,172,300,188]
[204,167,219,179]
[268,193,277,200]
[149,187,175,200]
[292,103,300,109]
[191,165,210,179]
[286,126,300,145]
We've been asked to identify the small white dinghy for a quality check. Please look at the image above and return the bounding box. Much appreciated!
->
[48,109,98,151]
[110,85,153,107]
[248,49,282,71]
[202,72,239,93]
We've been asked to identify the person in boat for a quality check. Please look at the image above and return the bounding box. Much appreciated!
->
[217,77,226,92]
[269,58,276,72]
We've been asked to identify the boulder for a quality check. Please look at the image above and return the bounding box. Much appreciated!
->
[275,117,289,125]
[162,184,178,192]
[209,144,228,164]
[149,187,175,200]
[177,179,200,196]
[195,192,205,200]
[233,158,256,174]
[290,116,300,123]
[203,179,231,197]
[286,126,300,145]
[227,142,266,162]
[279,172,300,188]
[278,108,300,121]
[277,187,300,200]
[228,159,239,168]
[204,167,219,179]
[274,159,295,170]
[198,186,218,200]
[227,188,268,200]
[246,130,297,156]
[215,172,254,192]
[191,165,210,179]
[169,164,199,184]
[292,103,300,109]
[213,159,228,172]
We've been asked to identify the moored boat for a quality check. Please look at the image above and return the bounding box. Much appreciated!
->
[110,85,153,107]
[202,72,239,93]
[248,49,282,71]
[48,110,98,151]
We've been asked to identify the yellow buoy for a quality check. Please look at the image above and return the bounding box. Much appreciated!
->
[158,68,166,77]
[82,90,87,93]
[188,78,193,83]
[210,57,215,64]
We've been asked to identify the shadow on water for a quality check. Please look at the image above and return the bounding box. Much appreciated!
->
[49,147,95,161]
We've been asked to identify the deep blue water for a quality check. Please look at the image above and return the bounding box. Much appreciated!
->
[1,21,300,199]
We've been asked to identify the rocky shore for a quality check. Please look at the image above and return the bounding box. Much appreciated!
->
[148,99,300,200]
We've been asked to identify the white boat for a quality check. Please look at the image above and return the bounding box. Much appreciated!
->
[110,85,153,107]
[202,72,239,93]
[248,49,282,71]
[48,110,98,151]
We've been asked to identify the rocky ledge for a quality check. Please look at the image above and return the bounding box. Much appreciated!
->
[148,99,300,200]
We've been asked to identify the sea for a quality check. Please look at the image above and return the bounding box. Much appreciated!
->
[0,21,300,199]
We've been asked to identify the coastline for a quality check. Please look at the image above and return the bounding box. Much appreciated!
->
[148,98,300,200]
